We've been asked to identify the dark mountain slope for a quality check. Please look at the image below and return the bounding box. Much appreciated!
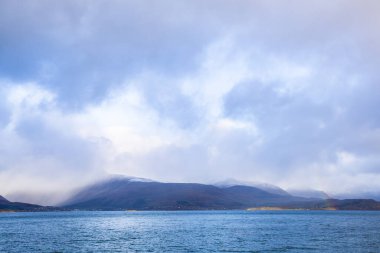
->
[0,195,8,203]
[222,185,302,206]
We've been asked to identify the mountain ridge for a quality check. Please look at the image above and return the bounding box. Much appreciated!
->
[3,176,380,211]
[61,176,307,210]
[62,176,371,210]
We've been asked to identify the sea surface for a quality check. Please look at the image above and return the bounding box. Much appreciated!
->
[0,210,379,252]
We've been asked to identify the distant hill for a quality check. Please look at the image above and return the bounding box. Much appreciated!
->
[278,198,380,210]
[333,192,380,202]
[328,199,380,210]
[61,176,311,210]
[0,195,60,212]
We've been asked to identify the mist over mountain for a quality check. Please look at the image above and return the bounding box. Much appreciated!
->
[2,175,380,211]
[58,175,380,211]
[5,174,380,208]
[287,189,330,199]
[61,176,302,210]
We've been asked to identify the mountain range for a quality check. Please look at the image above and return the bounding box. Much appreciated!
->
[2,175,380,211]
[61,176,306,210]
[61,176,380,211]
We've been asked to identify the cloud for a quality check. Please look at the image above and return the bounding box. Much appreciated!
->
[0,81,107,201]
[1,0,380,203]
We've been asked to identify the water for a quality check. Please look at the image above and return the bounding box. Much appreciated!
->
[1,211,380,252]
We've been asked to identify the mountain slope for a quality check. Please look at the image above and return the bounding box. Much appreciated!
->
[0,195,60,212]
[62,177,308,210]
[0,195,41,211]
[215,179,290,196]
[0,195,8,203]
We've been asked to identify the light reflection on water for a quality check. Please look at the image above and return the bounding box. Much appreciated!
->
[1,210,380,252]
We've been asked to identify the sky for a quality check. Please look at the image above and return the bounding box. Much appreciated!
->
[1,0,380,203]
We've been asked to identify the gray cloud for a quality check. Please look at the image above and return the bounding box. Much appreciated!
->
[1,0,380,202]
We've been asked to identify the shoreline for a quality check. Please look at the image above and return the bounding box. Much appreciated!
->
[246,207,337,211]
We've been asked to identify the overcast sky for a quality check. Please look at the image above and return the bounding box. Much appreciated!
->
[1,0,380,200]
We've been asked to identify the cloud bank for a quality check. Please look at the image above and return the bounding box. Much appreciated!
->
[1,0,380,203]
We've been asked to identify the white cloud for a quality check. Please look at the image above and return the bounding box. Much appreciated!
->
[181,38,252,118]
[69,84,183,154]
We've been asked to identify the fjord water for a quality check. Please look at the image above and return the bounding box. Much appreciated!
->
[1,211,379,252]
